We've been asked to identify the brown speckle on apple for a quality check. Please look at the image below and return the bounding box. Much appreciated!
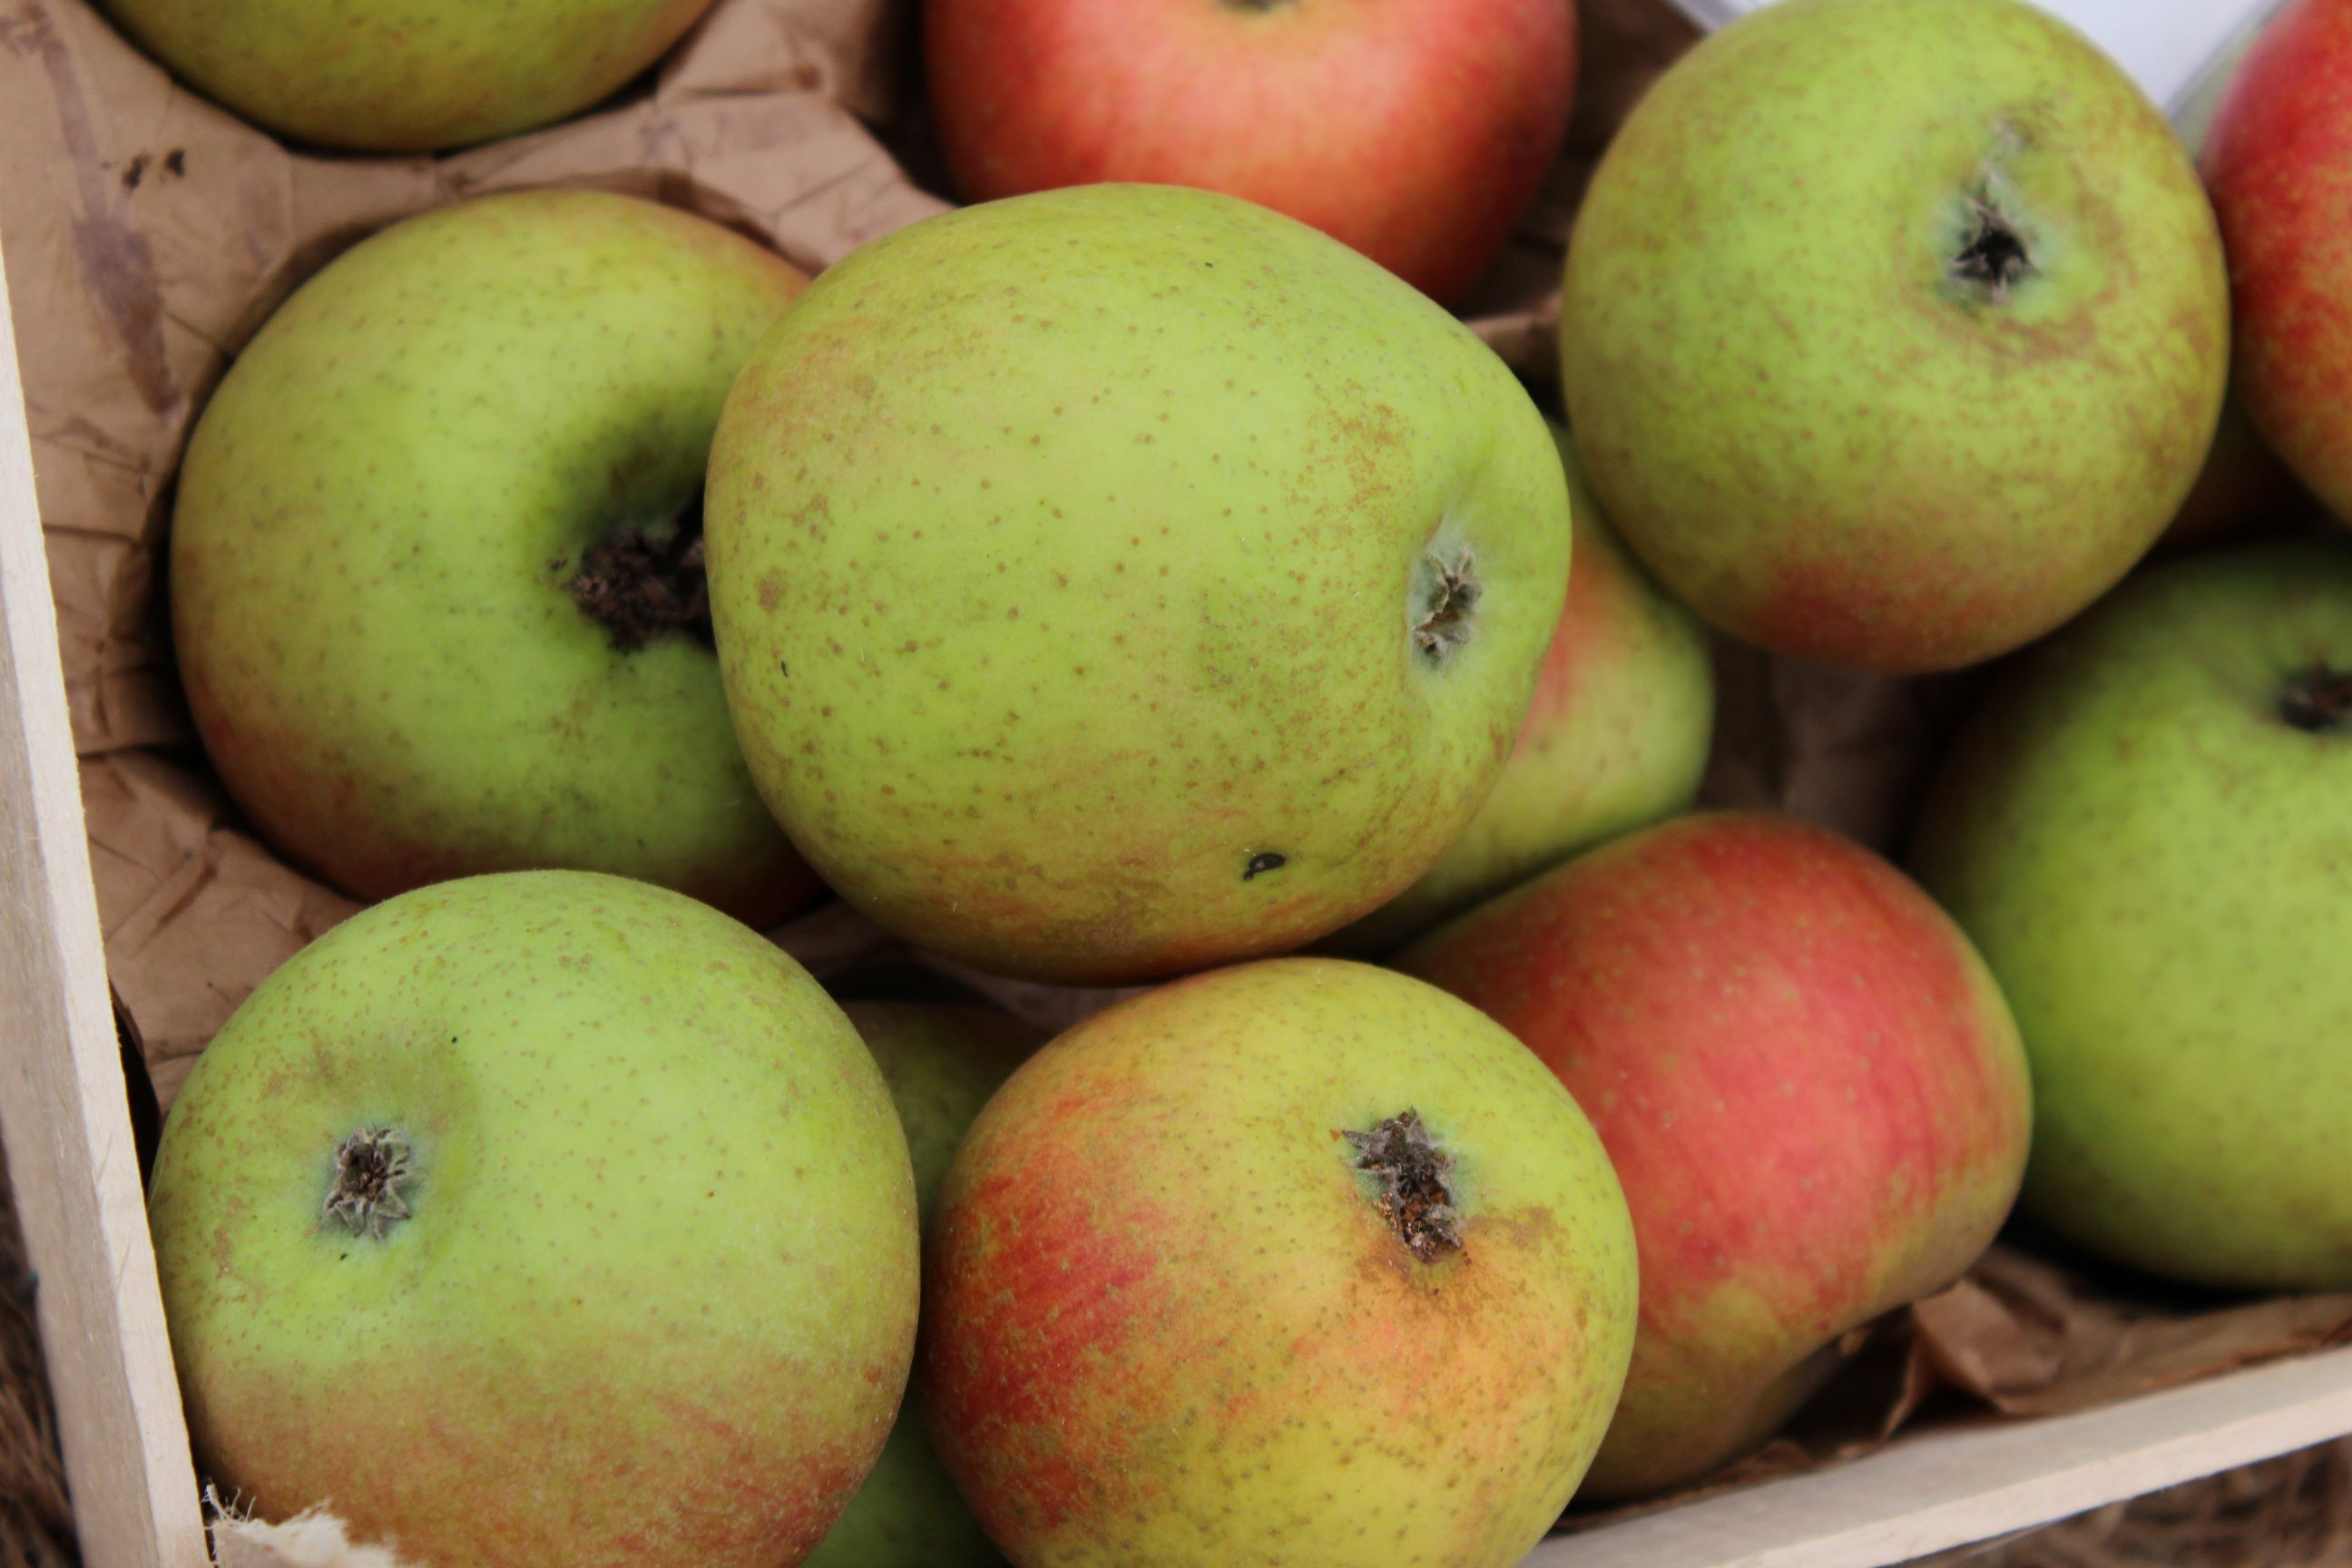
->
[1243,850,1288,880]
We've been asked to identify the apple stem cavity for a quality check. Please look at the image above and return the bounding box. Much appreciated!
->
[1344,1110,1463,1262]
[1948,193,2035,304]
[1412,549,1481,665]
[322,1126,416,1240]
[2280,666,2352,733]
[560,491,714,652]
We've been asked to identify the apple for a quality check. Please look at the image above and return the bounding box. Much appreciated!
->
[1399,811,2031,1499]
[144,870,919,1568]
[921,957,1637,1567]
[171,190,821,928]
[1911,542,2352,1290]
[2203,0,2352,527]
[2161,393,2318,553]
[1337,421,1713,954]
[808,1001,1043,1568]
[99,0,718,151]
[1559,0,2230,674]
[923,0,1573,304]
[705,184,1572,985]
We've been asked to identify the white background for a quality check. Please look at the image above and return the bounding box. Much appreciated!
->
[1659,0,2288,120]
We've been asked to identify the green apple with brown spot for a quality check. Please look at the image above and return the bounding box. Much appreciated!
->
[145,870,919,1568]
[921,957,1639,1568]
[1337,422,1713,954]
[706,184,1571,984]
[1560,0,2229,673]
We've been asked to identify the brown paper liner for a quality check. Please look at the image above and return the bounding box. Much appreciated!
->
[2,0,2342,1542]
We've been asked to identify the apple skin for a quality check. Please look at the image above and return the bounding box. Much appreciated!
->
[807,1002,1043,1568]
[2204,0,2352,527]
[1338,422,1713,954]
[705,185,1571,985]
[921,958,1638,1568]
[924,0,1573,305]
[1912,543,2352,1290]
[145,871,919,1568]
[171,191,820,929]
[99,0,716,151]
[1560,0,2229,674]
[2161,393,2318,552]
[1399,812,2031,1499]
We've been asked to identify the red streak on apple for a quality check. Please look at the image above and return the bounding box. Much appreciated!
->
[925,0,1574,303]
[922,1054,1194,1540]
[2204,0,2352,525]
[204,1341,888,1566]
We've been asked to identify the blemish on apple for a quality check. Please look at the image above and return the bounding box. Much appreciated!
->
[1345,1110,1464,1262]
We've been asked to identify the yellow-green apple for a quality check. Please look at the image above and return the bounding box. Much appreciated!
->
[1560,0,2230,674]
[171,191,821,927]
[100,0,718,150]
[1338,422,1713,953]
[923,0,1573,305]
[145,871,918,1568]
[921,958,1637,1568]
[1399,812,2031,1499]
[1912,543,2352,1290]
[2204,0,2352,527]
[808,1002,1042,1568]
[706,184,1571,985]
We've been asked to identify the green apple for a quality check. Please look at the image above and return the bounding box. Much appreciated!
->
[171,190,821,928]
[1561,0,2229,674]
[808,1002,1042,1568]
[145,871,919,1567]
[921,958,1637,1568]
[1912,542,2352,1289]
[100,0,718,151]
[706,184,1571,985]
[1337,423,1712,953]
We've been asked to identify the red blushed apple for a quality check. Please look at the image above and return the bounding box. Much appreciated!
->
[1398,811,2032,1500]
[921,959,1638,1568]
[923,0,1574,305]
[2205,0,2352,526]
[2160,393,2320,552]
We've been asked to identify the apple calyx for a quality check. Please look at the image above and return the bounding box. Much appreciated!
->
[561,495,713,652]
[1413,550,1481,664]
[2280,667,2352,733]
[322,1127,416,1240]
[1949,194,2035,304]
[1345,1110,1463,1262]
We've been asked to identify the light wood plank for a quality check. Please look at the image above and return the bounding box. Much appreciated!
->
[1539,1344,2352,1568]
[0,227,209,1564]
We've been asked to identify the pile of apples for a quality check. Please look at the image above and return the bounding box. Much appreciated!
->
[106,0,2352,1562]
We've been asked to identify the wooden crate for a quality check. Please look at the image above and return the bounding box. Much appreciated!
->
[4,95,2352,1568]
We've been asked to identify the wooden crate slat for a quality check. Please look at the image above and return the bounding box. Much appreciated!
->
[1542,1344,2352,1568]
[0,229,208,1566]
